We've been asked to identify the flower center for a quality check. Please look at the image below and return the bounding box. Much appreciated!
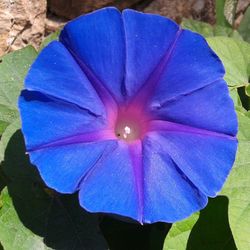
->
[114,107,149,142]
[115,121,141,141]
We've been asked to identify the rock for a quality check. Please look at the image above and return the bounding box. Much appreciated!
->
[236,0,250,13]
[143,0,215,24]
[47,0,142,20]
[45,13,67,35]
[0,0,46,56]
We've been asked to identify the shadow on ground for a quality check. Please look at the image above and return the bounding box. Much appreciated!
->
[187,196,237,250]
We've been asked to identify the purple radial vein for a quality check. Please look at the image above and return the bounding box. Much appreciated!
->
[24,89,102,118]
[77,141,118,190]
[150,125,208,197]
[148,120,237,140]
[27,130,116,153]
[129,28,183,108]
[62,44,118,119]
[154,78,222,109]
[165,150,208,202]
[120,14,128,98]
[129,140,144,223]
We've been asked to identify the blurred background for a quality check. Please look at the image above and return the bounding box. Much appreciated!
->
[0,0,249,56]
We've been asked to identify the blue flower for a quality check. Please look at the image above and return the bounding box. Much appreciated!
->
[18,7,238,224]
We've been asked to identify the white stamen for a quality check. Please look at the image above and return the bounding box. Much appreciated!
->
[123,126,131,139]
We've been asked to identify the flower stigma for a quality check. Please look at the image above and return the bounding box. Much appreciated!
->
[123,126,131,138]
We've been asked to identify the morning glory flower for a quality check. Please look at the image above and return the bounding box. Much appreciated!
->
[18,7,238,224]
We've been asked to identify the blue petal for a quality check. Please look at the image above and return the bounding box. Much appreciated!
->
[60,7,125,103]
[150,29,225,105]
[25,41,105,116]
[122,10,179,97]
[150,80,237,136]
[19,91,106,150]
[142,135,207,223]
[146,130,237,198]
[79,141,140,222]
[29,141,115,193]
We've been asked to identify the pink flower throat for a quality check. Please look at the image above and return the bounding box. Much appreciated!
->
[114,106,150,142]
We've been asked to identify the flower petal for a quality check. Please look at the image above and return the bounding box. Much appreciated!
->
[29,141,116,193]
[79,141,140,222]
[19,91,107,150]
[60,7,125,103]
[122,9,179,98]
[150,29,225,105]
[25,41,105,116]
[150,80,237,136]
[146,130,237,197]
[142,135,207,223]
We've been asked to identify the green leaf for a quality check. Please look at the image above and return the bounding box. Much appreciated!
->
[0,46,37,109]
[0,188,51,250]
[246,84,250,96]
[0,130,108,250]
[163,213,199,250]
[0,46,37,163]
[0,103,18,135]
[215,0,237,27]
[238,6,250,43]
[207,37,250,88]
[229,88,242,107]
[0,96,19,138]
[181,19,242,39]
[0,121,8,136]
[182,19,214,37]
[40,31,60,51]
[220,110,250,250]
[213,25,242,40]
[0,104,18,125]
[216,0,231,27]
[0,118,20,163]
